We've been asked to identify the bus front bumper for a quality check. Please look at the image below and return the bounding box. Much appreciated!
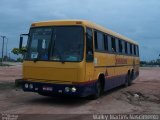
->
[21,80,96,97]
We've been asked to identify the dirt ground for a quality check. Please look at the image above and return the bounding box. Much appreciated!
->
[0,65,160,119]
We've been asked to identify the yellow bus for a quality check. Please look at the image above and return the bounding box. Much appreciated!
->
[19,20,140,99]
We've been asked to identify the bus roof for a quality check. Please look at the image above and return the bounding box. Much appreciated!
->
[32,20,138,45]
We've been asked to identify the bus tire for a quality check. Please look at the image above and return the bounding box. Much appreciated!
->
[89,80,102,100]
[128,73,132,86]
[124,74,129,87]
[131,70,134,80]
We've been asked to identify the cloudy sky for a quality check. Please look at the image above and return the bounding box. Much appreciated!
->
[0,0,160,61]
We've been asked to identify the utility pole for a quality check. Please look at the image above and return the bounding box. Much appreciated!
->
[5,38,8,61]
[9,52,10,61]
[1,36,6,64]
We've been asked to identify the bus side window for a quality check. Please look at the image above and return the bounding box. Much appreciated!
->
[97,31,105,51]
[116,39,121,53]
[122,40,125,54]
[119,39,123,53]
[111,37,116,52]
[132,44,134,56]
[125,41,128,54]
[134,45,136,56]
[86,28,94,62]
[138,46,139,56]
[116,38,119,53]
[104,34,108,51]
[108,36,112,52]
[130,44,133,55]
[127,42,131,55]
[136,45,139,56]
[94,31,98,50]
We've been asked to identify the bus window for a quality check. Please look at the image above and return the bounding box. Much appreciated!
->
[130,44,133,55]
[122,40,125,54]
[86,28,93,62]
[132,44,134,56]
[138,46,139,56]
[118,39,123,53]
[50,26,84,62]
[134,45,136,56]
[104,35,108,51]
[26,28,52,60]
[136,45,139,56]
[125,41,128,54]
[116,38,119,53]
[108,36,112,52]
[136,45,138,56]
[127,42,131,55]
[111,37,116,52]
[97,31,105,51]
[94,31,98,50]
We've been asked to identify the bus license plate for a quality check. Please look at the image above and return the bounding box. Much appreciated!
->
[42,87,53,92]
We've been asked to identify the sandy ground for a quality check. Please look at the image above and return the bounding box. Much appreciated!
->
[0,65,160,119]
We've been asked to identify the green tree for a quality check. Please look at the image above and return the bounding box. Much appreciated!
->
[11,47,27,58]
[17,58,23,62]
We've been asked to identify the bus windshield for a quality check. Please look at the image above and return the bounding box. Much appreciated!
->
[25,26,84,62]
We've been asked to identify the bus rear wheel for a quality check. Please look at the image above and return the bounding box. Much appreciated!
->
[124,73,131,87]
[128,73,133,86]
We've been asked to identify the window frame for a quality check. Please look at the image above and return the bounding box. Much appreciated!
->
[86,27,94,62]
[94,30,105,52]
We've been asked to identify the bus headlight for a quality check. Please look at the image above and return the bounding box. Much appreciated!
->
[65,87,70,92]
[25,83,29,88]
[71,87,76,93]
[29,84,33,89]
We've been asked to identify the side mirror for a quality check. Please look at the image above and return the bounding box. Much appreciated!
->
[19,34,29,49]
[19,36,23,49]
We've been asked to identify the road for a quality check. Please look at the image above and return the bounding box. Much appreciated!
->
[0,65,160,119]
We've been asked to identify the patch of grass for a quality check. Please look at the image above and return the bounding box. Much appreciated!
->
[0,82,16,90]
[0,63,11,67]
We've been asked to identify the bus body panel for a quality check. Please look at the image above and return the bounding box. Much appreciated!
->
[23,61,86,84]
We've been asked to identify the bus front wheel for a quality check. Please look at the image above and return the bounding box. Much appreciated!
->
[89,80,102,100]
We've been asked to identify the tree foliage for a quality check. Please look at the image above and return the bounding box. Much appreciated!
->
[11,47,27,56]
[140,59,160,66]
